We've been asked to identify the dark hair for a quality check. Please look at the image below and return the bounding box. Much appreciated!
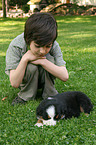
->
[24,12,57,46]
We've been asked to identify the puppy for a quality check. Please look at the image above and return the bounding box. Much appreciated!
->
[35,91,93,127]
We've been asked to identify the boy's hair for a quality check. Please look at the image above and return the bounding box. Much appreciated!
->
[24,12,57,46]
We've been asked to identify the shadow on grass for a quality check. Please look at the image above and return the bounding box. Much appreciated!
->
[0,17,27,22]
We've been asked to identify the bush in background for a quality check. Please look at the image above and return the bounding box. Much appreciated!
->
[22,4,29,13]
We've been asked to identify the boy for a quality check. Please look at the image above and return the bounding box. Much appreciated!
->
[5,12,69,105]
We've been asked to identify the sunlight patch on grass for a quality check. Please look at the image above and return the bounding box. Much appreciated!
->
[74,17,92,22]
[57,17,92,23]
[58,31,96,40]
[69,33,96,38]
[57,19,65,23]
[78,47,96,53]
[1,21,24,26]
[0,52,6,56]
[0,38,12,42]
[0,27,19,31]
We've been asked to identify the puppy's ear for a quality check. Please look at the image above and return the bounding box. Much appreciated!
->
[54,104,62,120]
[43,111,48,120]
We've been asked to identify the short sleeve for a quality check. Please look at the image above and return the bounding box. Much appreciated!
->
[49,41,66,66]
[5,33,27,75]
[5,44,22,75]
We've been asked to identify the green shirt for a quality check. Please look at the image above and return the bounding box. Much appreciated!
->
[5,33,66,75]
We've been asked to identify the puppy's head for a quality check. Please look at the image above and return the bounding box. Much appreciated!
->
[36,97,65,126]
[36,98,56,120]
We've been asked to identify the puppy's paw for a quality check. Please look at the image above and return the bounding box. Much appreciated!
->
[35,123,43,127]
[43,118,56,126]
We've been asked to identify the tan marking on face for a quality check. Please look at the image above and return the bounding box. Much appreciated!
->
[39,116,44,120]
[48,115,51,119]
[37,119,43,124]
[55,114,59,119]
[61,115,64,118]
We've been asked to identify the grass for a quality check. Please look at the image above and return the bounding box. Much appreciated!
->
[0,15,96,145]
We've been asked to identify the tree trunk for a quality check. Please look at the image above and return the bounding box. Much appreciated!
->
[2,0,6,18]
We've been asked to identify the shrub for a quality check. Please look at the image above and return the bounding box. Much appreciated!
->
[22,4,29,13]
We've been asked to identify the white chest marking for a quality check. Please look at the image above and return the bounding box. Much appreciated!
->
[48,97,54,100]
[43,105,56,126]
[46,105,55,118]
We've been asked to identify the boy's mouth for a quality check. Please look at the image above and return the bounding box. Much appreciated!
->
[35,52,45,57]
[39,54,45,57]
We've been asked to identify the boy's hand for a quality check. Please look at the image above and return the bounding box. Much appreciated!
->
[31,57,46,65]
[22,50,38,62]
[23,50,46,64]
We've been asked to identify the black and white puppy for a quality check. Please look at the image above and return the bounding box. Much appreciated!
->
[35,91,93,127]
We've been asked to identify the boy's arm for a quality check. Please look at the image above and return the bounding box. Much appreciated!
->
[10,57,28,88]
[9,50,45,88]
[31,58,69,82]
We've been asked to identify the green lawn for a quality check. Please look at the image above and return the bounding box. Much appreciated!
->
[0,15,96,145]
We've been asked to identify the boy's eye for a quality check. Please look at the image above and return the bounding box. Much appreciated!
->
[35,44,41,48]
[46,45,51,48]
[35,43,52,48]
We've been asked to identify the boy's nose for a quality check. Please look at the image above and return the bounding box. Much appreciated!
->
[40,48,45,54]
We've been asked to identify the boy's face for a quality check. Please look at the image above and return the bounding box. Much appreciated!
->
[30,41,52,57]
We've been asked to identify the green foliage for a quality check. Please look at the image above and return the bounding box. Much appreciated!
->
[8,0,29,6]
[22,4,30,13]
[0,16,96,144]
[72,0,79,4]
[47,0,59,4]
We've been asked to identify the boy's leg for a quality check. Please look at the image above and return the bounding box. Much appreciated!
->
[40,53,58,99]
[42,71,58,99]
[18,63,39,101]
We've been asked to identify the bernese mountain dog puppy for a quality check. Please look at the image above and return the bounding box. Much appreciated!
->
[35,91,93,127]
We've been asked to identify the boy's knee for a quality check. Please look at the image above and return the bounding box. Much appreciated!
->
[20,63,38,88]
[23,63,38,82]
